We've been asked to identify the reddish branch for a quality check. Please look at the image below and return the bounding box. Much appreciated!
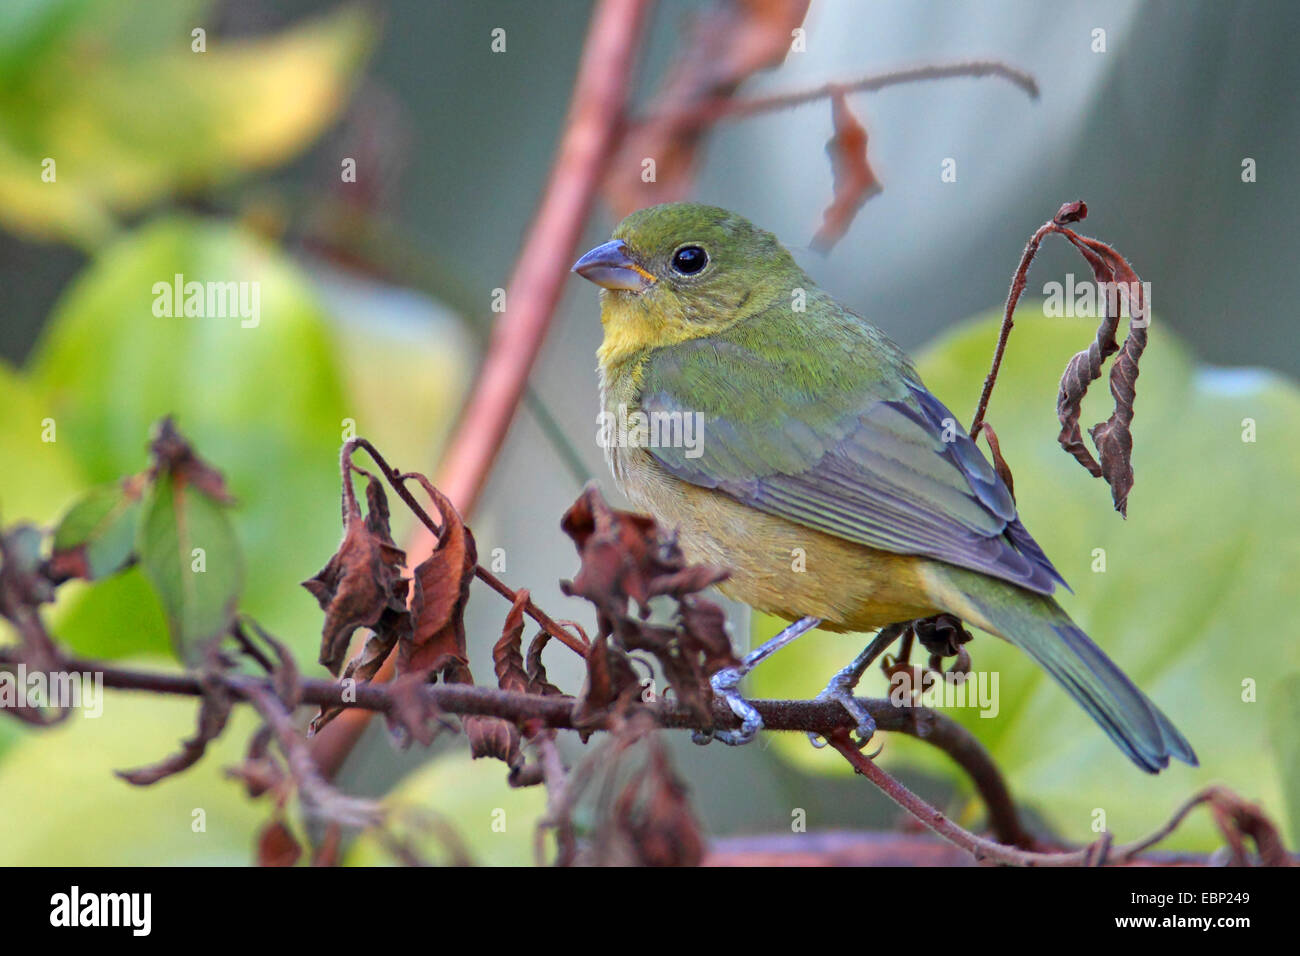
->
[828,732,1288,867]
[433,0,652,519]
[308,0,648,779]
[7,649,1281,865]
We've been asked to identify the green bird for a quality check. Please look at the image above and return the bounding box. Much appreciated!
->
[572,202,1196,773]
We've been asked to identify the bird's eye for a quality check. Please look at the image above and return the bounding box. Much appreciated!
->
[671,245,708,275]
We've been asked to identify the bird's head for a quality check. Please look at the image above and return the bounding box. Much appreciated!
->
[572,202,802,366]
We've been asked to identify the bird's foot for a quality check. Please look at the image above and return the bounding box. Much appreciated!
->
[805,623,910,751]
[806,668,878,750]
[691,666,763,746]
[693,616,823,746]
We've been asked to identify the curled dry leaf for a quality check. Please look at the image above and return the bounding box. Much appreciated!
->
[976,421,1015,502]
[1203,788,1290,867]
[116,670,233,786]
[603,0,811,215]
[810,88,882,252]
[147,416,235,505]
[525,631,565,698]
[606,733,704,867]
[571,627,643,732]
[303,473,410,675]
[465,590,532,770]
[1054,220,1149,516]
[308,630,396,736]
[399,475,477,683]
[561,486,736,729]
[982,201,1151,517]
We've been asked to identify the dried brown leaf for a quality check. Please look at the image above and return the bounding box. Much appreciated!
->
[399,477,477,682]
[148,416,234,504]
[611,734,704,867]
[810,89,882,252]
[976,421,1015,502]
[1054,216,1149,516]
[257,819,302,867]
[116,674,232,785]
[303,474,410,675]
[561,487,735,729]
[603,0,811,214]
[525,631,565,698]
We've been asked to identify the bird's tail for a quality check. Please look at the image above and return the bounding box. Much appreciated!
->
[928,565,1197,773]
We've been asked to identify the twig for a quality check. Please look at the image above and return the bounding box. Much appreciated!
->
[9,648,1270,865]
[660,60,1039,130]
[347,437,587,657]
[307,0,648,779]
[827,731,1285,867]
[433,0,652,520]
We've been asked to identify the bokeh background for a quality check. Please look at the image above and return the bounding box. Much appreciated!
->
[1,0,1297,864]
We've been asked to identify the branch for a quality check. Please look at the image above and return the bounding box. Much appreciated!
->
[433,0,652,519]
[307,0,649,779]
[660,60,1039,129]
[827,732,1288,867]
[4,647,1027,842]
[7,649,1282,865]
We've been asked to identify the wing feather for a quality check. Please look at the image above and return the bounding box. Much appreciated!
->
[639,316,1068,596]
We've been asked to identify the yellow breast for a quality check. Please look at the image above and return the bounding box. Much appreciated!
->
[608,443,942,633]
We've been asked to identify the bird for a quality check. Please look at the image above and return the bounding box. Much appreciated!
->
[571,202,1196,773]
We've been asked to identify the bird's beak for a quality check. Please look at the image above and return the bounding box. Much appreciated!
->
[571,239,657,293]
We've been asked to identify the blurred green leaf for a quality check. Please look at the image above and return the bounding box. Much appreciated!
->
[752,312,1300,851]
[50,477,143,580]
[0,3,374,245]
[346,749,548,866]
[1268,673,1300,844]
[136,471,242,663]
[29,216,352,663]
[24,216,470,667]
[0,360,84,524]
[0,670,267,864]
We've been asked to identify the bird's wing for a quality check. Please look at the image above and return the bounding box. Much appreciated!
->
[638,314,1068,596]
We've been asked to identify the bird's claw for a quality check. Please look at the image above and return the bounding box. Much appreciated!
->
[807,670,877,751]
[693,666,763,746]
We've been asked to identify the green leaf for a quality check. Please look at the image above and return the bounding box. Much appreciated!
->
[28,216,351,663]
[345,749,548,866]
[0,360,84,525]
[50,476,144,580]
[26,216,470,665]
[751,311,1300,851]
[0,668,267,864]
[0,3,374,245]
[136,471,242,664]
[1268,673,1300,844]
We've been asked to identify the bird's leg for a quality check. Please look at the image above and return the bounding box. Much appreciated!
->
[693,616,821,747]
[808,622,910,750]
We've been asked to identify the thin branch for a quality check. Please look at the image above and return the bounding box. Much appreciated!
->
[969,217,1060,439]
[347,437,588,657]
[433,0,652,520]
[8,649,1267,865]
[6,647,1022,837]
[827,731,1280,867]
[660,60,1039,130]
[307,0,648,779]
